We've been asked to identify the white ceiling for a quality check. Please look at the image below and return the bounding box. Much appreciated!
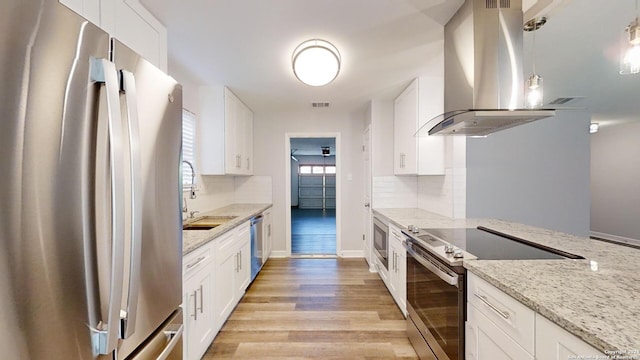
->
[140,0,462,113]
[141,0,640,126]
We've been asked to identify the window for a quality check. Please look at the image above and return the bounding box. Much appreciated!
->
[182,109,197,189]
[298,165,336,175]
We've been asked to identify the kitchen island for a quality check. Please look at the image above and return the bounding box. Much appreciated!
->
[374,208,640,356]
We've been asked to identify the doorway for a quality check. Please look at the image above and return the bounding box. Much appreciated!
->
[286,135,339,256]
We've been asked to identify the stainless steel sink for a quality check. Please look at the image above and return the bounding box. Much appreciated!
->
[182,224,218,230]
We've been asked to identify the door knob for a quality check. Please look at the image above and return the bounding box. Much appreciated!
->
[364,203,370,208]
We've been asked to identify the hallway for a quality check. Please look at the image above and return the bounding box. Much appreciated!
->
[291,208,336,255]
[204,258,417,359]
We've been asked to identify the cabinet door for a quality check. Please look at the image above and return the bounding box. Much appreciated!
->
[224,90,240,174]
[388,226,407,316]
[466,304,534,360]
[242,106,254,174]
[394,80,418,175]
[263,210,272,261]
[214,239,238,324]
[184,265,215,360]
[535,314,605,360]
[236,225,252,294]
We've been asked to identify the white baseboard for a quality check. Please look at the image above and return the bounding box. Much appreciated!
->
[268,250,365,258]
[338,250,364,258]
[269,250,290,258]
[591,231,640,246]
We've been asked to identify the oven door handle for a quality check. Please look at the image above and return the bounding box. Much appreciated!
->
[405,241,458,287]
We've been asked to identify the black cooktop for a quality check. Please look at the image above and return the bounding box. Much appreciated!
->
[419,226,583,260]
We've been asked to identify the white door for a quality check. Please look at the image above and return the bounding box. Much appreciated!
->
[363,126,372,268]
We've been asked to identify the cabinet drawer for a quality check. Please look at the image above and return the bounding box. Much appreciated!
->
[467,272,535,354]
[183,244,213,278]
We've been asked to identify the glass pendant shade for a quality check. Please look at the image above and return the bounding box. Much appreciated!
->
[292,39,341,86]
[525,74,544,109]
[621,18,640,74]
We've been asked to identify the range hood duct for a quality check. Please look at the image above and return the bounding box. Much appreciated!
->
[425,0,555,136]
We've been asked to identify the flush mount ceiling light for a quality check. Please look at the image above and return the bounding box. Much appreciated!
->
[590,123,600,133]
[524,17,547,109]
[620,1,640,75]
[292,39,341,86]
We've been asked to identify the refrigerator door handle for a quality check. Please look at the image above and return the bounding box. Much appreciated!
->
[119,69,143,339]
[90,58,126,355]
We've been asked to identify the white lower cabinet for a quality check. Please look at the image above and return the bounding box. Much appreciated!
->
[183,244,215,360]
[214,222,251,324]
[388,223,407,315]
[466,304,533,360]
[184,220,253,360]
[466,272,605,360]
[263,209,272,261]
[536,314,605,360]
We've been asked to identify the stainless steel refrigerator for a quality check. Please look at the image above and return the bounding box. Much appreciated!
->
[0,1,183,359]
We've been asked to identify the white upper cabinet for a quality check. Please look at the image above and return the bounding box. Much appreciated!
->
[59,0,168,72]
[393,77,445,175]
[199,86,254,176]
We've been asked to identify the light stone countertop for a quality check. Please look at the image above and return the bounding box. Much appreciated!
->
[182,203,272,255]
[374,208,640,355]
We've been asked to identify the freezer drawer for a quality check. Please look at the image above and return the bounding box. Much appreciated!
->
[129,308,183,360]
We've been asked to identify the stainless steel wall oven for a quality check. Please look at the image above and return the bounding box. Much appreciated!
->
[372,216,389,270]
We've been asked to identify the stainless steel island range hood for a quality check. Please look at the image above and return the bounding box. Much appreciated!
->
[426,0,555,136]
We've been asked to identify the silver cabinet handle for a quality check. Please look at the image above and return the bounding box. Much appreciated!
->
[239,250,242,270]
[191,291,197,320]
[246,157,250,170]
[186,256,206,270]
[197,285,204,314]
[90,58,126,355]
[474,293,510,320]
[120,69,142,340]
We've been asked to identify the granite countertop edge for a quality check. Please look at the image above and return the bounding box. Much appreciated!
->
[182,203,272,255]
[373,207,640,355]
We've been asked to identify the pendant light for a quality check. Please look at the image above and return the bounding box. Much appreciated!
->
[292,39,341,86]
[524,17,547,109]
[620,0,640,75]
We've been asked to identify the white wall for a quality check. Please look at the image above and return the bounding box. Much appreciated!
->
[253,109,365,255]
[417,137,466,218]
[591,122,640,242]
[370,100,395,176]
[465,111,591,236]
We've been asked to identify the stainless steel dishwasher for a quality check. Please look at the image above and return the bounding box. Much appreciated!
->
[250,214,265,282]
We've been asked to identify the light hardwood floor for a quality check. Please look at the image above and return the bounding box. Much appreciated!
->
[203,258,418,359]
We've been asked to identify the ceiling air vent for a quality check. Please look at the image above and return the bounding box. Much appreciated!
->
[311,102,330,108]
[549,97,574,105]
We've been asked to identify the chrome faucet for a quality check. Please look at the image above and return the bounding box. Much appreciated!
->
[189,211,200,219]
[182,160,197,199]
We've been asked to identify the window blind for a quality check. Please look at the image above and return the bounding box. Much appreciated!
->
[182,109,196,189]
